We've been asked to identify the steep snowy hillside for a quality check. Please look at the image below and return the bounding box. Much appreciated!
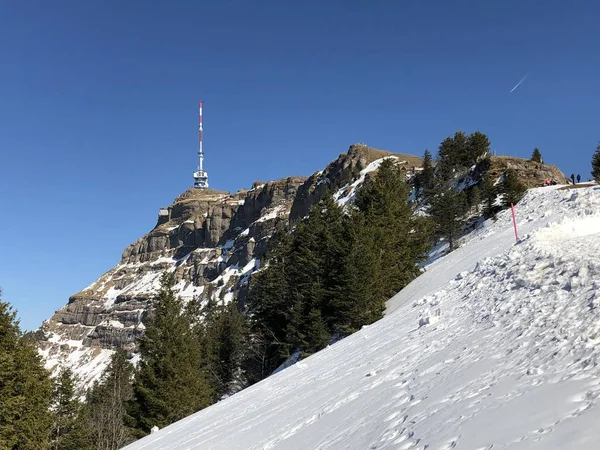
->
[124,184,600,450]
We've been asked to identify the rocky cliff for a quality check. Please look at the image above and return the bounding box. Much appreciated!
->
[489,156,569,187]
[37,144,421,389]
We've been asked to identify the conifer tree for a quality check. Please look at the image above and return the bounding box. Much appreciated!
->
[247,161,432,382]
[0,290,54,450]
[246,232,294,379]
[416,149,435,202]
[429,181,468,251]
[50,367,88,450]
[466,131,491,166]
[438,132,467,179]
[592,142,600,183]
[468,185,482,214]
[285,192,348,350]
[200,302,248,400]
[437,131,491,178]
[129,274,212,436]
[500,169,527,207]
[481,173,498,218]
[531,147,543,163]
[333,211,381,332]
[84,350,134,450]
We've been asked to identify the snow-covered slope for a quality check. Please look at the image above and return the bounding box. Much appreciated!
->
[124,184,600,450]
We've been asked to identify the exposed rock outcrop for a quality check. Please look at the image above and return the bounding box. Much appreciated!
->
[487,156,568,188]
[465,156,568,189]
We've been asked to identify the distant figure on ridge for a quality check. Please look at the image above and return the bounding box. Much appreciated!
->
[571,173,576,185]
[577,174,581,183]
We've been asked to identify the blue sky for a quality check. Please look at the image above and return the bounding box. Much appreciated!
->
[1,0,598,330]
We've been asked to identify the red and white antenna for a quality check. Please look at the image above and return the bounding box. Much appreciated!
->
[193,100,209,189]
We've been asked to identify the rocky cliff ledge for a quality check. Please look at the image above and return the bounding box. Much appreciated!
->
[490,156,568,188]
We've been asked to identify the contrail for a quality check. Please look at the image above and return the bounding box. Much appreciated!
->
[510,74,528,93]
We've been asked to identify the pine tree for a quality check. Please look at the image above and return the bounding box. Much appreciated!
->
[416,149,435,202]
[0,290,54,450]
[246,232,295,380]
[592,142,600,183]
[200,302,248,400]
[437,131,491,178]
[129,274,212,436]
[468,185,482,214]
[500,169,527,207]
[466,131,491,166]
[333,211,381,332]
[84,350,134,450]
[481,173,498,218]
[429,181,468,251]
[247,161,432,382]
[438,132,467,179]
[531,147,543,163]
[285,193,348,350]
[50,367,88,450]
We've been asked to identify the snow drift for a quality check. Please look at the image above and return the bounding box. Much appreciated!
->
[124,185,600,450]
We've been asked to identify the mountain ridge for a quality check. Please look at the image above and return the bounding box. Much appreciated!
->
[35,144,568,392]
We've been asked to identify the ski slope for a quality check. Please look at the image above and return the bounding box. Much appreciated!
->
[124,185,600,450]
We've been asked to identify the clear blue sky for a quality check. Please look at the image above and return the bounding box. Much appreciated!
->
[1,0,598,330]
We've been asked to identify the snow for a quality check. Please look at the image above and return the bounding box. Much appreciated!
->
[386,184,568,315]
[150,256,177,266]
[220,239,235,250]
[124,185,600,450]
[334,156,399,207]
[42,331,115,391]
[256,205,286,223]
[103,286,122,308]
[176,282,204,299]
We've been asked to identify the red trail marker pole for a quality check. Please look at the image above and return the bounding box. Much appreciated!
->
[511,202,519,243]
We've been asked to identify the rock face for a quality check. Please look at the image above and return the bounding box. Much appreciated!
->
[484,157,568,188]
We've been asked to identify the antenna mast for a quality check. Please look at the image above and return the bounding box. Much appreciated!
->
[193,100,209,189]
